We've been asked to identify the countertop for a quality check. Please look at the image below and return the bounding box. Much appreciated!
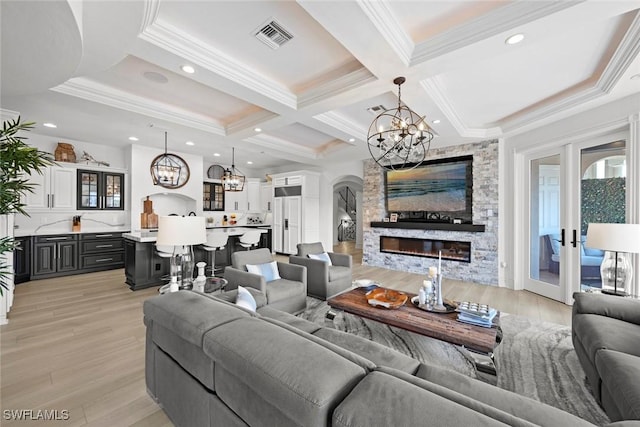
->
[123,226,270,243]
[14,226,131,238]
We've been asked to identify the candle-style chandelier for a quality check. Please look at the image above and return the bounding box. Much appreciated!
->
[222,147,245,192]
[150,132,190,188]
[367,77,434,170]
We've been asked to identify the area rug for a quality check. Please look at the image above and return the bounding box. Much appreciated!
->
[299,298,609,426]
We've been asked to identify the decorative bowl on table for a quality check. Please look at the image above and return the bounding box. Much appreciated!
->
[410,296,457,313]
[366,288,408,309]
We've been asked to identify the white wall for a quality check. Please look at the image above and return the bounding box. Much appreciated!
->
[27,132,127,168]
[129,144,203,230]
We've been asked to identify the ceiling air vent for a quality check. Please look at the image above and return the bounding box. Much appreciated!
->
[254,19,293,50]
[367,105,388,115]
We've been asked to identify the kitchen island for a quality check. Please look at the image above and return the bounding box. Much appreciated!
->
[123,226,272,290]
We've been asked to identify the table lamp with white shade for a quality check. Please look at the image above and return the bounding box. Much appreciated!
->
[585,223,640,296]
[156,215,206,290]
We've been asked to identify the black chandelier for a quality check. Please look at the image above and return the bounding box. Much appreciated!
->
[222,147,245,192]
[367,77,434,170]
[150,132,189,188]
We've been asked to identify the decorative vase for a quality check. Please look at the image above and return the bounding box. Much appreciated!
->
[600,251,632,295]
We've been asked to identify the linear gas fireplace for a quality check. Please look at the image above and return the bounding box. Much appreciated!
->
[380,236,471,263]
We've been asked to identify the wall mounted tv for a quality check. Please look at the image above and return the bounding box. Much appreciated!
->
[385,155,473,223]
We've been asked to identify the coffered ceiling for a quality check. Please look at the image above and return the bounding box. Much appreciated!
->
[2,0,639,171]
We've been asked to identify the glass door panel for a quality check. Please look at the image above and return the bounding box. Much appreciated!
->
[529,155,563,296]
[79,171,99,209]
[580,141,627,291]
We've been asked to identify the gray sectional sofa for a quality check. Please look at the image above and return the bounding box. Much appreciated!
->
[144,291,640,426]
[572,292,640,421]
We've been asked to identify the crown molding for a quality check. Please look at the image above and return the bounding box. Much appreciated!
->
[52,78,227,136]
[298,67,376,109]
[245,134,319,159]
[226,110,279,135]
[598,11,640,93]
[139,18,297,110]
[140,0,161,33]
[421,77,502,138]
[357,0,413,66]
[313,111,367,141]
[411,1,582,65]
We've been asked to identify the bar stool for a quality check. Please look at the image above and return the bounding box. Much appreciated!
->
[238,230,262,251]
[202,232,229,276]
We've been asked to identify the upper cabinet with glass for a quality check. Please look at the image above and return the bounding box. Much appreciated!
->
[77,170,124,210]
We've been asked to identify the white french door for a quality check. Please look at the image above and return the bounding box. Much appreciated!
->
[519,131,629,303]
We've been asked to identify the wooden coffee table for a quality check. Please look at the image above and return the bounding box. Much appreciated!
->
[327,287,501,355]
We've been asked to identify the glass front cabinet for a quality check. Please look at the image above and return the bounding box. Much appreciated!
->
[203,182,224,211]
[77,170,125,210]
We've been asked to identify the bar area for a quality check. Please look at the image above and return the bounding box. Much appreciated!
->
[380,236,471,263]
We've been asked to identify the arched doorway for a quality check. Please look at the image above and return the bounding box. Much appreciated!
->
[332,175,363,260]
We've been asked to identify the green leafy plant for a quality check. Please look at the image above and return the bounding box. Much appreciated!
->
[0,117,54,294]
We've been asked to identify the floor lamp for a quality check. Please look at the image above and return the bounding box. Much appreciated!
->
[157,215,206,290]
[586,223,640,296]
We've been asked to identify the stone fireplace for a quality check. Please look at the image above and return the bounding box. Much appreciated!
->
[380,236,471,263]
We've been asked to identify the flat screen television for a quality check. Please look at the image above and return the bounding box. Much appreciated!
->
[385,155,473,222]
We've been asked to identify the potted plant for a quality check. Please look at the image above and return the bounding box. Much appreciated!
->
[0,117,54,295]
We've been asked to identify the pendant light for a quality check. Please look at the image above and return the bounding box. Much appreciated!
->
[222,147,245,192]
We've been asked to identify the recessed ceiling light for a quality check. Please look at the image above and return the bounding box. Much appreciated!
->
[432,119,441,124]
[247,161,253,165]
[213,153,221,157]
[128,136,139,141]
[631,73,640,80]
[348,138,355,142]
[185,141,195,146]
[43,123,57,128]
[505,33,524,45]
[181,65,195,74]
[254,127,262,132]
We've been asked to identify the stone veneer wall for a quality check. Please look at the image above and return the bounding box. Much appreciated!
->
[363,140,499,285]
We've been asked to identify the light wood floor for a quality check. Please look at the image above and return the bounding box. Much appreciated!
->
[1,247,571,426]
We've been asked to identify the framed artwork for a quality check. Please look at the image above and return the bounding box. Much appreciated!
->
[390,213,398,222]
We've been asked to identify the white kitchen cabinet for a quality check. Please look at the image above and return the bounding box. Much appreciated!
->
[24,166,76,211]
[224,187,248,212]
[271,171,319,254]
[246,179,261,212]
[260,183,273,212]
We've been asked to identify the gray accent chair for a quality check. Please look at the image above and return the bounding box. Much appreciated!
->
[572,291,640,421]
[289,242,352,300]
[224,248,307,314]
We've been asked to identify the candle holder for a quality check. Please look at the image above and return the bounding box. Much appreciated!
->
[433,273,446,311]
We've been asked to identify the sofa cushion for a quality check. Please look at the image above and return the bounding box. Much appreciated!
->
[573,292,640,326]
[235,286,257,312]
[266,278,306,303]
[329,265,351,281]
[257,305,322,334]
[246,261,281,282]
[333,370,533,427]
[297,242,325,257]
[216,287,268,309]
[415,363,594,427]
[309,251,332,265]
[572,313,640,361]
[203,317,366,427]
[596,350,640,421]
[143,292,253,347]
[313,328,420,374]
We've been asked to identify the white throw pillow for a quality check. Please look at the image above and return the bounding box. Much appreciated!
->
[308,252,332,265]
[235,286,257,312]
[245,261,281,282]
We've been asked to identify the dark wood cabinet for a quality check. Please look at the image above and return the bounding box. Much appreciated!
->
[31,234,79,278]
[77,170,125,210]
[79,233,125,272]
[203,182,224,211]
[13,236,31,284]
[124,239,170,290]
